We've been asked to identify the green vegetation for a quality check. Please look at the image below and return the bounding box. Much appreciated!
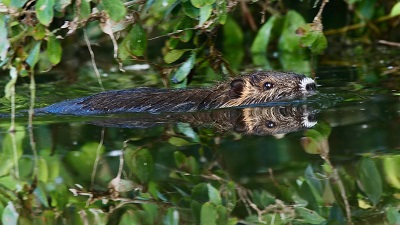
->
[0,0,400,224]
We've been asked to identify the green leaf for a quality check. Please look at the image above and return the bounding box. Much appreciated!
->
[26,41,42,67]
[177,123,200,142]
[251,190,275,209]
[250,16,277,67]
[251,16,277,54]
[216,0,227,24]
[119,210,140,225]
[4,67,17,100]
[76,0,90,20]
[175,17,194,42]
[390,2,400,16]
[383,156,400,189]
[386,206,400,225]
[222,182,237,212]
[205,0,216,4]
[47,35,62,65]
[168,137,192,147]
[192,183,209,203]
[164,49,190,64]
[33,24,46,40]
[0,125,25,176]
[11,0,28,8]
[36,0,55,26]
[358,157,382,205]
[172,53,196,83]
[38,157,49,182]
[164,208,179,225]
[125,148,154,184]
[296,207,326,224]
[64,142,105,180]
[191,0,206,8]
[223,17,243,69]
[278,10,305,52]
[207,183,222,205]
[279,51,310,74]
[101,0,126,22]
[216,205,228,225]
[34,184,50,207]
[299,28,327,54]
[2,202,19,225]
[124,23,147,57]
[199,4,212,26]
[182,1,200,19]
[0,15,10,61]
[200,202,217,225]
[54,0,72,12]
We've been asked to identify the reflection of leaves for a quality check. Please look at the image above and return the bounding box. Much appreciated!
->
[0,127,25,176]
[383,155,400,189]
[386,206,400,225]
[295,207,326,224]
[2,202,19,225]
[174,151,199,174]
[358,157,382,206]
[200,202,216,225]
[125,148,154,184]
[164,208,179,225]
[390,2,400,16]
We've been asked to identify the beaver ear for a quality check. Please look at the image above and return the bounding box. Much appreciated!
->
[230,79,244,98]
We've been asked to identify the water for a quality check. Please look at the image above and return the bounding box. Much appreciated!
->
[0,64,399,224]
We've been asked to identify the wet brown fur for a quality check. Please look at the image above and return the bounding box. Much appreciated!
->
[78,71,315,113]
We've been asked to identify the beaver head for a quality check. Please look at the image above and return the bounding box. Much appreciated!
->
[224,71,316,107]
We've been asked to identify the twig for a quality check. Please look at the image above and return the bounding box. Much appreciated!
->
[90,128,105,190]
[378,40,400,47]
[83,29,105,91]
[28,71,38,181]
[148,27,198,41]
[325,14,400,35]
[319,139,353,224]
[313,0,329,31]
[7,67,19,178]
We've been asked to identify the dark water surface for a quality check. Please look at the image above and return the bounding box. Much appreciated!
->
[0,64,399,224]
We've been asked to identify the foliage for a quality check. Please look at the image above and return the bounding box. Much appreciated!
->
[0,0,399,85]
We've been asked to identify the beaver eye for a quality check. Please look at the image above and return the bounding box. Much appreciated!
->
[265,121,276,128]
[263,82,274,90]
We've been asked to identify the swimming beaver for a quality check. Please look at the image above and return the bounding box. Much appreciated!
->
[37,71,316,115]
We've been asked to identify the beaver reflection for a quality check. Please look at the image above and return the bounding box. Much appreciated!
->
[90,105,317,136]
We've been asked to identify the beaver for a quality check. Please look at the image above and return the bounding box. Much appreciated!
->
[86,105,317,135]
[37,71,316,115]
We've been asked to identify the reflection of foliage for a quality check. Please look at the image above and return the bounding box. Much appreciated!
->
[0,123,400,224]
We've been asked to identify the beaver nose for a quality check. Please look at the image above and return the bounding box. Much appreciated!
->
[306,83,316,92]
